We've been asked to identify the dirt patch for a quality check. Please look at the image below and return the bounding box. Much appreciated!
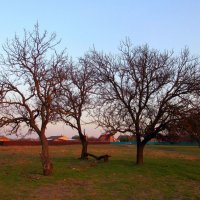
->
[146,150,198,161]
[28,179,94,200]
[29,184,71,200]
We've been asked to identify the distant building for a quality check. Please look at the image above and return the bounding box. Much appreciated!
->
[87,136,98,142]
[47,135,68,141]
[117,135,136,142]
[98,133,116,142]
[149,138,158,142]
[71,135,80,140]
[0,136,10,142]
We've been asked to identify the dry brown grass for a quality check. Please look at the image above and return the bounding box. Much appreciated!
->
[145,148,198,160]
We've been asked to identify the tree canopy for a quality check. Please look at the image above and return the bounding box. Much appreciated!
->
[0,24,69,175]
[89,40,200,164]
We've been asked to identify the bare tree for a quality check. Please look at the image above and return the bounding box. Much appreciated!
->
[0,24,68,175]
[185,112,200,147]
[89,40,199,164]
[171,107,200,147]
[56,57,96,159]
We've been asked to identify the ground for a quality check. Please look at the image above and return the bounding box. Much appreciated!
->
[0,144,199,200]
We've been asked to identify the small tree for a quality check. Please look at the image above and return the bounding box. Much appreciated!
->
[187,113,200,146]
[156,131,181,144]
[0,24,68,175]
[56,57,96,159]
[172,110,200,146]
[71,135,80,140]
[90,40,199,164]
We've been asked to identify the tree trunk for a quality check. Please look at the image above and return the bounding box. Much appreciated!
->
[136,143,145,165]
[80,135,88,159]
[40,133,53,175]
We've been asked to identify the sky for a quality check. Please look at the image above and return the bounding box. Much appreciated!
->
[0,0,200,138]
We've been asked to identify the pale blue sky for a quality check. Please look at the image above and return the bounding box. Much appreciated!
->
[0,0,200,137]
[0,0,200,57]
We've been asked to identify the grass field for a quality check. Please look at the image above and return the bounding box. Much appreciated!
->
[0,144,200,200]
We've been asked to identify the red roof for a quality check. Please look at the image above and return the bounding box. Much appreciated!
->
[0,136,10,141]
[98,133,115,142]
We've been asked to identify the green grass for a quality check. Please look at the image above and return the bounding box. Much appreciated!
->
[0,144,200,200]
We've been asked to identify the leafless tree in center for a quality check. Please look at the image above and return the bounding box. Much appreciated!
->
[56,57,96,159]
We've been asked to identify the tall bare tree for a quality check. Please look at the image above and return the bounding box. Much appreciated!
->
[0,24,68,175]
[89,40,199,164]
[56,57,96,159]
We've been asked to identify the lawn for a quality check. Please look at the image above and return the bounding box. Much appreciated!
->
[0,144,199,200]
